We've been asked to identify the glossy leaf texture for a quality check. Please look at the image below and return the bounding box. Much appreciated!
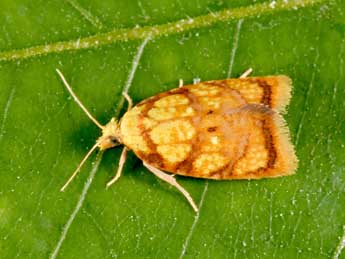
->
[0,0,344,258]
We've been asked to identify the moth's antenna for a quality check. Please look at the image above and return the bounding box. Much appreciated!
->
[56,69,104,130]
[60,142,99,192]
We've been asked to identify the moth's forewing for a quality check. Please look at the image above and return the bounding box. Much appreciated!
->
[119,76,297,179]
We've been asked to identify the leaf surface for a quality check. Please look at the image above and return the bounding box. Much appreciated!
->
[0,0,344,258]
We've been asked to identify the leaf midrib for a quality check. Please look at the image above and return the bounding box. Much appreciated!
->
[0,0,325,62]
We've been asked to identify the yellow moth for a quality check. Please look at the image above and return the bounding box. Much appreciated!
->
[56,68,298,212]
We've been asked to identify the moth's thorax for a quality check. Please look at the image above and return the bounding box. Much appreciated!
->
[97,118,121,150]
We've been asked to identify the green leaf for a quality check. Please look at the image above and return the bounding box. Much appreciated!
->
[1,0,344,258]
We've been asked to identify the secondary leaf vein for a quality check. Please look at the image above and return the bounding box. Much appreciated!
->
[227,19,243,78]
[65,0,103,30]
[114,37,150,117]
[0,86,16,142]
[179,181,208,259]
[50,152,103,259]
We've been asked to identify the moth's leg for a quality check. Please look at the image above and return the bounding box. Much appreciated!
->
[193,78,201,84]
[179,79,184,88]
[239,68,253,78]
[106,147,128,188]
[179,78,200,88]
[143,162,199,212]
[122,92,133,111]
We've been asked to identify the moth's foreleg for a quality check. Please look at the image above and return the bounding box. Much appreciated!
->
[106,147,128,188]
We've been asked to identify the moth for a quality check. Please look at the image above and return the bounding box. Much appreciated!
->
[56,68,298,212]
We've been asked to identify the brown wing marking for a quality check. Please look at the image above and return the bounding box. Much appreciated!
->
[136,97,165,168]
[224,106,296,179]
[218,76,292,112]
[166,88,204,174]
[174,83,249,177]
[135,87,202,171]
[258,78,272,107]
[207,134,249,179]
[228,105,277,178]
[184,104,296,180]
[194,81,247,110]
[262,116,277,170]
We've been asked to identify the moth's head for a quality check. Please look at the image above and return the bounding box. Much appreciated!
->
[97,118,121,150]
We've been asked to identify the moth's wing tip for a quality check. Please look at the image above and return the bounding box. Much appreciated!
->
[271,75,293,113]
[271,112,299,176]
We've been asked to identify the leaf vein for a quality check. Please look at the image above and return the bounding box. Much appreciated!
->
[50,152,103,259]
[65,0,103,30]
[179,181,209,259]
[114,37,150,118]
[332,37,345,259]
[0,0,325,62]
[0,86,16,142]
[295,34,320,146]
[227,19,243,78]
